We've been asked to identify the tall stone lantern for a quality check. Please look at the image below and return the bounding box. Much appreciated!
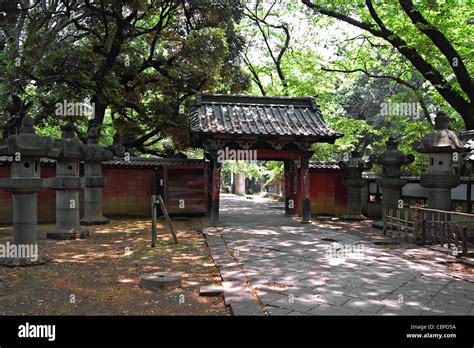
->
[80,128,113,226]
[372,137,414,211]
[415,112,466,211]
[0,116,62,266]
[107,133,131,159]
[47,123,89,240]
[339,150,372,220]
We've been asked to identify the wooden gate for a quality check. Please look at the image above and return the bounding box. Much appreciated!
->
[163,165,208,214]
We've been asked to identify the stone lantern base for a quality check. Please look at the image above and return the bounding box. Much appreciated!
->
[80,216,110,226]
[48,178,89,240]
[376,177,407,210]
[341,178,366,220]
[80,177,109,226]
[420,173,459,212]
[340,214,366,220]
[47,228,90,240]
[0,255,50,267]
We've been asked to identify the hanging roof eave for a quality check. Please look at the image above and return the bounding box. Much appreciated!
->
[189,93,343,147]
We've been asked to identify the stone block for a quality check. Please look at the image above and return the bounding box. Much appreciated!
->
[199,285,223,297]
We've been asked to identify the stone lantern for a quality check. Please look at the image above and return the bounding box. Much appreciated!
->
[107,133,131,159]
[459,125,474,176]
[47,123,89,240]
[415,112,466,211]
[0,116,62,266]
[461,139,474,176]
[339,150,372,220]
[372,137,414,210]
[80,128,113,226]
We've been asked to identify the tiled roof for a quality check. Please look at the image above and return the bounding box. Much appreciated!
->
[464,140,474,162]
[309,161,343,170]
[0,156,56,164]
[190,93,342,140]
[103,157,206,167]
[0,156,205,167]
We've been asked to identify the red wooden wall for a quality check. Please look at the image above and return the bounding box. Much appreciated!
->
[296,168,348,217]
[0,163,56,224]
[0,161,208,224]
[101,167,156,217]
[0,160,347,224]
[309,171,347,216]
[165,166,208,214]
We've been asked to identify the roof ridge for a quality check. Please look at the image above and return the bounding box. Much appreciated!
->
[197,93,317,109]
[190,93,342,142]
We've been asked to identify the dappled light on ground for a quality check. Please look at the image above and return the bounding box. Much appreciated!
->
[217,194,474,315]
[0,218,228,315]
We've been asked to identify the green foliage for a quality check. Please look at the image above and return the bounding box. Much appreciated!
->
[2,0,471,179]
[221,160,265,180]
[183,148,205,160]
[263,161,284,185]
[0,0,250,153]
[238,0,473,174]
[220,160,284,193]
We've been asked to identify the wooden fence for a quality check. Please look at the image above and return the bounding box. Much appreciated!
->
[383,205,472,257]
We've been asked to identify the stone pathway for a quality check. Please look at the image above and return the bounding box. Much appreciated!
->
[203,194,474,316]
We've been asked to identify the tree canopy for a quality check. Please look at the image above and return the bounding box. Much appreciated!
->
[1,0,473,177]
[0,0,249,154]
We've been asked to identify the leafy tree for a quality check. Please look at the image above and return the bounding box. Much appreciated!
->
[0,0,250,154]
[242,0,291,95]
[302,0,474,129]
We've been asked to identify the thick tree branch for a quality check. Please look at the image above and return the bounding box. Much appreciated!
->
[302,0,474,129]
[245,2,290,95]
[241,49,266,95]
[322,66,432,124]
[399,0,474,102]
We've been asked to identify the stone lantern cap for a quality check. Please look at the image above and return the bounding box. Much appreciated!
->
[58,123,84,160]
[339,150,372,178]
[81,128,113,163]
[107,133,130,158]
[371,137,414,180]
[0,116,62,158]
[415,112,466,154]
[373,137,414,167]
[0,116,62,194]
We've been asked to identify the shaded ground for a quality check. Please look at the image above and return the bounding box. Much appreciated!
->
[214,194,474,316]
[0,217,228,315]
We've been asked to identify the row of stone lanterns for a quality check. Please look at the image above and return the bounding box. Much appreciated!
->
[0,117,62,266]
[338,137,414,220]
[340,111,465,220]
[0,116,113,266]
[46,125,115,239]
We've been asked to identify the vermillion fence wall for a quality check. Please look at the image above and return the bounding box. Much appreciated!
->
[0,158,350,224]
[0,158,209,224]
[309,170,347,216]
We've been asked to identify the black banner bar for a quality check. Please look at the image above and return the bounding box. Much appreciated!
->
[0,315,472,346]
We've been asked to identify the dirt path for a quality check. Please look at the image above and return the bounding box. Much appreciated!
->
[0,218,229,315]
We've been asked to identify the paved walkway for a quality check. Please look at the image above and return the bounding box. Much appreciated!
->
[204,194,474,316]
